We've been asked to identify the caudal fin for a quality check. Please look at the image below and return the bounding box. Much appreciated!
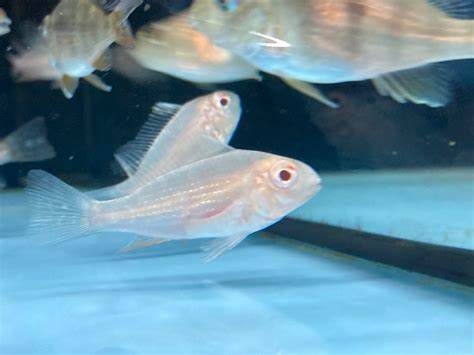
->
[25,170,95,244]
[6,117,56,163]
[111,0,143,48]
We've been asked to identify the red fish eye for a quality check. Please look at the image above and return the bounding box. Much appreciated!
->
[279,169,292,182]
[220,97,229,106]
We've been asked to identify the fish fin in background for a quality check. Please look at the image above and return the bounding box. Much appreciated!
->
[84,74,112,92]
[25,170,95,244]
[118,237,170,253]
[427,0,474,19]
[61,75,79,99]
[371,64,453,108]
[202,234,249,262]
[114,102,182,176]
[280,77,340,109]
[93,50,113,71]
[110,0,143,48]
[6,117,56,163]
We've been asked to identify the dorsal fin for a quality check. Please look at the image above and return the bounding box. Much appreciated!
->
[114,102,182,177]
[428,0,474,19]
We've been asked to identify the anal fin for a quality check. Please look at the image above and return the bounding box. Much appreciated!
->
[202,234,249,262]
[371,64,453,108]
[118,237,170,253]
[280,77,339,109]
[84,74,112,92]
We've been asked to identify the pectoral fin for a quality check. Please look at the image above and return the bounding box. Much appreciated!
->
[202,234,249,262]
[118,237,170,253]
[280,77,339,109]
[371,64,453,108]
[84,74,112,92]
[60,75,79,99]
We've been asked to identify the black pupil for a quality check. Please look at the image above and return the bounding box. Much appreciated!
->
[220,97,229,106]
[279,170,292,182]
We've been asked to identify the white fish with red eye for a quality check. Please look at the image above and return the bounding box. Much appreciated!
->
[25,150,321,261]
[90,91,242,200]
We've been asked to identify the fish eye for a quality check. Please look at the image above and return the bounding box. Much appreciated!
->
[271,162,298,188]
[220,97,229,107]
[214,0,240,12]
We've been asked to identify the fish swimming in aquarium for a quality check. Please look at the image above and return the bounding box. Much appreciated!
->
[26,149,320,260]
[40,0,142,98]
[0,117,56,166]
[122,11,260,83]
[91,91,242,200]
[189,0,474,107]
[0,8,11,36]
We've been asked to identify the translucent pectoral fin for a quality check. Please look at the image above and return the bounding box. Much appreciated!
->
[371,64,453,108]
[202,234,249,262]
[60,75,79,99]
[118,236,170,253]
[92,50,112,72]
[84,74,112,92]
[280,77,340,109]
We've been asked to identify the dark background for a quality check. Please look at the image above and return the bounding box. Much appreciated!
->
[0,0,473,188]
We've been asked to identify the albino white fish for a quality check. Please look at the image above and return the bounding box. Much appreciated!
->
[122,11,260,83]
[0,8,11,36]
[26,149,321,260]
[0,117,56,166]
[189,0,474,107]
[91,91,241,200]
[41,0,142,98]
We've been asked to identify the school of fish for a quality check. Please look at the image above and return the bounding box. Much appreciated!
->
[0,0,472,259]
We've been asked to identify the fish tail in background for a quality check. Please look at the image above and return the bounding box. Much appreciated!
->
[6,117,56,163]
[110,0,143,48]
[25,170,97,244]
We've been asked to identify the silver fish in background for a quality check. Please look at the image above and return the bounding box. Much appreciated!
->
[41,0,142,98]
[0,117,56,166]
[121,11,260,83]
[0,8,11,36]
[26,150,321,260]
[91,91,242,200]
[189,0,474,107]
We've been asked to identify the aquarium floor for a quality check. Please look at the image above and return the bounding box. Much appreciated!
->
[291,168,474,250]
[1,191,473,355]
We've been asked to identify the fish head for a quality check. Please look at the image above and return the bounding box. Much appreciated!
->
[199,91,242,143]
[249,155,321,221]
[189,0,270,51]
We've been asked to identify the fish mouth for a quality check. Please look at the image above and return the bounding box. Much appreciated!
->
[0,18,11,35]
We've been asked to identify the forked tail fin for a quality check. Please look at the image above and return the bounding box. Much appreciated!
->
[5,117,56,163]
[25,170,96,244]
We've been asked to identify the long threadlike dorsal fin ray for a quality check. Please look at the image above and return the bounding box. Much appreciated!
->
[114,102,182,177]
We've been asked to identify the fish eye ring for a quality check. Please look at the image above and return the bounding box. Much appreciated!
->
[214,0,240,12]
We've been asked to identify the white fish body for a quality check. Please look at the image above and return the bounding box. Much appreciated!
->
[189,0,474,107]
[26,150,321,260]
[0,118,56,166]
[0,8,11,36]
[127,11,260,83]
[91,91,242,200]
[42,0,142,98]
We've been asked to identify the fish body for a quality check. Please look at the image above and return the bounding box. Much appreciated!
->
[41,0,142,98]
[91,91,242,200]
[0,8,11,35]
[0,118,56,166]
[27,150,321,259]
[127,11,260,83]
[189,0,474,106]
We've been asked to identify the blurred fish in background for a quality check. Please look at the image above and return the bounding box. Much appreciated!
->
[0,7,11,36]
[115,10,260,84]
[36,0,143,98]
[0,117,56,166]
[189,0,474,107]
[91,91,242,200]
